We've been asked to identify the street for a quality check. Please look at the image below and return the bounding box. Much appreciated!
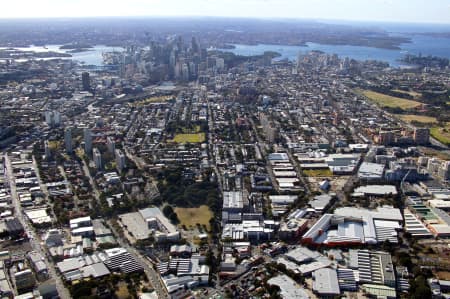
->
[4,154,71,298]
[80,158,169,298]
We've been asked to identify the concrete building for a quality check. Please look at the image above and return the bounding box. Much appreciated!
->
[115,149,126,173]
[104,247,143,274]
[309,194,333,213]
[119,208,180,243]
[278,218,308,240]
[438,161,450,181]
[44,111,61,127]
[302,207,402,246]
[348,249,396,288]
[352,185,397,197]
[107,136,115,154]
[377,131,395,146]
[27,251,48,281]
[70,216,93,237]
[269,195,298,217]
[93,148,102,169]
[267,275,309,299]
[84,128,92,155]
[82,72,90,91]
[312,268,340,297]
[44,140,51,159]
[358,162,385,181]
[14,269,35,291]
[413,127,430,145]
[223,191,244,213]
[64,126,73,153]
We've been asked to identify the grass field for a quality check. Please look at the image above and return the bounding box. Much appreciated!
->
[131,96,172,106]
[360,90,422,109]
[171,133,205,143]
[115,281,131,299]
[175,205,213,230]
[47,141,59,150]
[396,114,437,124]
[303,169,333,177]
[431,126,450,146]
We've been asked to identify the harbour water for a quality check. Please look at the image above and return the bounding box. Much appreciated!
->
[220,24,450,67]
[0,45,124,65]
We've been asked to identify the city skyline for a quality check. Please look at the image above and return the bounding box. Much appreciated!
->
[1,0,450,24]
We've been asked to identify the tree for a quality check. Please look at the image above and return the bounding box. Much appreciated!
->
[382,239,394,253]
[168,212,179,224]
[163,205,174,217]
[409,275,432,299]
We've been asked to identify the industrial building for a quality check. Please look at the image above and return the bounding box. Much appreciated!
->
[119,207,180,243]
[358,162,385,181]
[302,207,402,246]
[267,275,310,299]
[352,185,398,197]
[312,268,340,297]
[348,249,396,288]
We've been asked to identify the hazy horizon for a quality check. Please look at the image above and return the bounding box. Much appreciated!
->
[1,0,449,25]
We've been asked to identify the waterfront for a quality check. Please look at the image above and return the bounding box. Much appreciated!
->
[220,30,450,67]
[0,45,124,65]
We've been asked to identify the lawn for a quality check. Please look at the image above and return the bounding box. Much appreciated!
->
[115,281,131,299]
[47,141,59,150]
[396,114,437,124]
[360,90,422,109]
[171,133,205,143]
[303,169,333,177]
[431,126,450,146]
[175,205,213,230]
[131,96,172,106]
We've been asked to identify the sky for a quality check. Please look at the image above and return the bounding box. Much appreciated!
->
[1,0,449,24]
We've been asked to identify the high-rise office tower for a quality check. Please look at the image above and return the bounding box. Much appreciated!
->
[93,148,102,169]
[65,127,73,153]
[82,72,90,91]
[84,128,92,155]
[115,149,126,173]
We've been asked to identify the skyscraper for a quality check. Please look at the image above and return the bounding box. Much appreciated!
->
[84,128,92,155]
[82,72,90,91]
[44,140,51,159]
[107,136,115,154]
[115,149,126,173]
[413,128,430,145]
[65,127,73,153]
[44,111,61,127]
[93,148,102,169]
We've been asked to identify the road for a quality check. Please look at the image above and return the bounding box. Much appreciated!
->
[247,116,281,191]
[4,154,71,299]
[58,165,83,210]
[123,147,160,200]
[108,221,169,299]
[286,149,310,195]
[79,158,169,299]
[80,159,101,200]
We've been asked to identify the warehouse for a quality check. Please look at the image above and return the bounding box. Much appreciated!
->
[312,268,340,297]
[358,162,385,181]
[302,207,402,246]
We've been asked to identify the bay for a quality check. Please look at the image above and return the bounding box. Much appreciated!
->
[0,45,124,66]
[220,32,450,67]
